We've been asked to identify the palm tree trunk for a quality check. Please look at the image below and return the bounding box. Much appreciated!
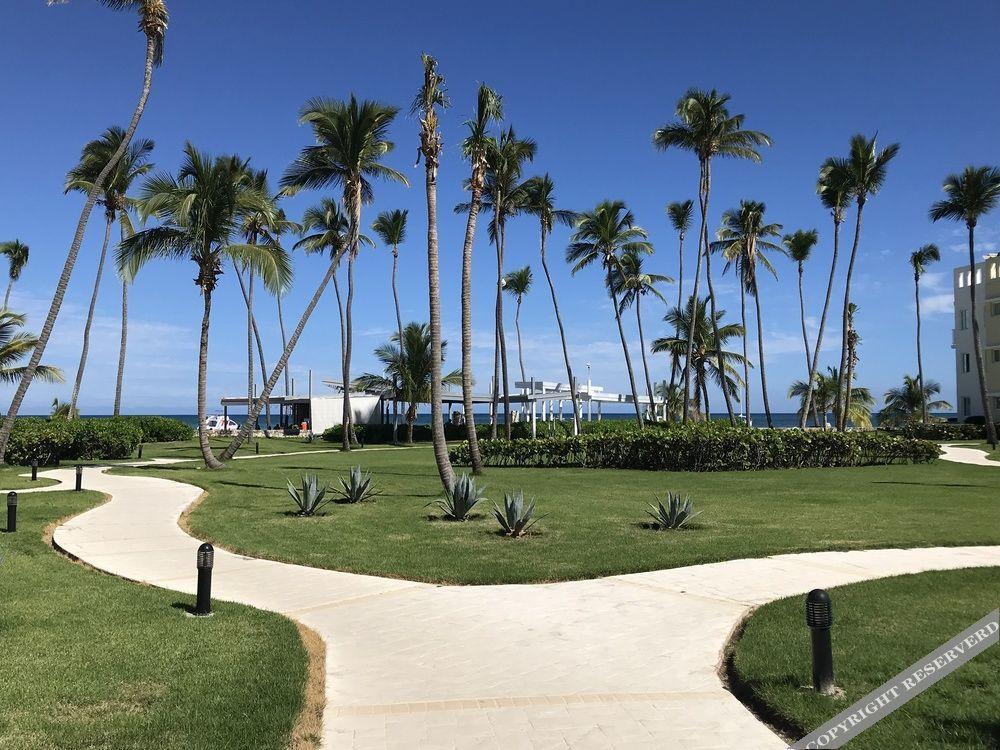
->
[233,261,272,428]
[0,34,157,462]
[197,284,223,469]
[682,168,709,425]
[635,299,655,420]
[701,372,711,419]
[497,220,512,439]
[610,275,643,426]
[739,281,750,426]
[459,183,485,470]
[490,215,500,440]
[801,217,842,428]
[276,294,290,398]
[343,253,357,450]
[69,213,113,418]
[967,224,998,446]
[391,247,403,445]
[667,230,685,400]
[113,277,128,417]
[515,297,527,388]
[219,248,347,461]
[797,262,812,388]
[753,287,774,428]
[836,201,865,431]
[3,280,12,309]
[914,272,927,424]
[539,225,581,435]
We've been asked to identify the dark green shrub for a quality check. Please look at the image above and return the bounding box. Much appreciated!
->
[880,422,994,441]
[6,417,145,465]
[124,416,193,442]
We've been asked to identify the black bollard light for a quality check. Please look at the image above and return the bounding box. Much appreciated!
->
[6,491,17,533]
[75,464,83,492]
[255,441,259,455]
[30,459,38,481]
[806,588,835,695]
[137,443,143,460]
[194,543,214,616]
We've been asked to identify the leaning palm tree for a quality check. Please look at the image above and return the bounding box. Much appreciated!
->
[653,89,771,424]
[789,366,874,430]
[0,241,29,309]
[281,95,407,452]
[64,126,155,418]
[567,201,653,426]
[834,134,900,431]
[372,208,409,443]
[0,0,168,461]
[801,158,854,427]
[118,144,291,468]
[929,165,1000,446]
[268,203,300,398]
[714,200,784,427]
[909,243,940,424]
[503,265,533,393]
[783,228,819,415]
[354,323,462,444]
[520,175,581,434]
[665,200,693,394]
[413,54,455,492]
[878,376,951,428]
[609,248,672,418]
[0,311,63,386]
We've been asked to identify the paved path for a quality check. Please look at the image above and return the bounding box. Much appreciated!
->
[940,442,1000,467]
[31,465,998,749]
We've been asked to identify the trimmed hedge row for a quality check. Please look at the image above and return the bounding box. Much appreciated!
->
[322,421,545,444]
[5,416,193,465]
[448,425,940,471]
[879,422,996,441]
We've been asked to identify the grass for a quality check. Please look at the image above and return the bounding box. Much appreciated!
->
[124,435,344,461]
[730,567,1000,749]
[0,488,311,749]
[114,446,1000,585]
[0,464,58,490]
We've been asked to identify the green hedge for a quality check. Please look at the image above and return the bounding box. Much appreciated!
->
[5,416,192,465]
[448,424,940,471]
[322,421,546,444]
[879,422,995,441]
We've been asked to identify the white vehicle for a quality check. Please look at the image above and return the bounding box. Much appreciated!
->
[203,415,239,432]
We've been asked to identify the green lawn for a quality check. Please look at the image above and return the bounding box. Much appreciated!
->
[124,435,348,461]
[114,446,1000,585]
[0,464,58,490]
[731,567,1000,749]
[0,488,311,749]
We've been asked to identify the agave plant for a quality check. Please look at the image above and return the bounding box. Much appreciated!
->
[493,490,543,537]
[286,474,331,516]
[646,492,700,530]
[428,473,485,521]
[335,466,379,504]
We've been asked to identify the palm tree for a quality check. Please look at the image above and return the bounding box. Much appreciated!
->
[834,134,900,431]
[714,200,784,427]
[879,376,951,428]
[281,95,407,452]
[269,203,300,399]
[50,398,78,421]
[0,311,63,386]
[354,323,462,444]
[503,265,533,395]
[929,165,1000,446]
[609,249,672,418]
[789,366,874,430]
[114,212,139,416]
[0,241,29,309]
[567,201,653,426]
[521,175,581,434]
[413,54,455,492]
[653,89,771,424]
[653,380,684,422]
[0,0,168,461]
[64,126,155,418]
[665,200,693,395]
[782,229,819,421]
[118,144,291,468]
[372,208,409,443]
[652,295,747,419]
[801,158,854,427]
[909,243,940,424]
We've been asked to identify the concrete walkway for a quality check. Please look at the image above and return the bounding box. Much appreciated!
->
[30,465,998,749]
[940,442,1000,467]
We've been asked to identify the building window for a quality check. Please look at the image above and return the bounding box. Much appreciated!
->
[994,349,1000,364]
[962,396,971,416]
[995,397,1000,411]
[992,301,1000,316]
[962,353,971,373]
[959,309,969,330]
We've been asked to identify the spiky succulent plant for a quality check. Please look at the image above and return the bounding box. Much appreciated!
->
[286,474,332,516]
[493,490,543,537]
[428,474,486,521]
[646,492,700,530]
[335,466,379,503]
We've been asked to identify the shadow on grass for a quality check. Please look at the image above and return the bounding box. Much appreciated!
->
[871,481,984,488]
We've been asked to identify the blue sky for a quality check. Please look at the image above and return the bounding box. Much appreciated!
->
[1,0,998,415]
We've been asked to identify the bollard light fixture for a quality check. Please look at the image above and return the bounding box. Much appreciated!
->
[806,588,835,695]
[194,542,214,616]
[74,464,83,492]
[30,459,38,481]
[6,491,17,533]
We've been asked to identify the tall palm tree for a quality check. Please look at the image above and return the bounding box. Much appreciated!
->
[268,203,300,399]
[651,295,746,419]
[281,95,406,452]
[878,376,951,428]
[0,311,63,386]
[413,53,455,492]
[456,85,502,470]
[520,175,581,434]
[64,126,155,418]
[610,248,672,418]
[0,0,168,461]
[789,366,874,430]
[118,144,291,468]
[114,211,140,416]
[930,165,1000,446]
[714,200,784,427]
[503,265,533,393]
[567,201,652,426]
[665,200,693,395]
[801,159,854,427]
[834,134,900,431]
[653,89,770,424]
[354,323,462,444]
[783,228,819,421]
[0,241,29,309]
[909,243,940,424]
[372,208,408,444]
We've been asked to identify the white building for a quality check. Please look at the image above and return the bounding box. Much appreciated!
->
[952,254,1000,422]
